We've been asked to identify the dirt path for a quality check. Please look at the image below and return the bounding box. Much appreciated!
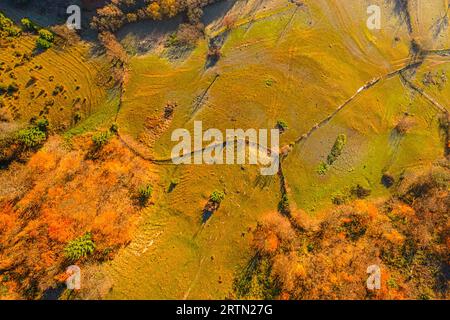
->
[281,61,422,157]
[399,72,449,114]
[190,74,221,118]
[117,131,279,165]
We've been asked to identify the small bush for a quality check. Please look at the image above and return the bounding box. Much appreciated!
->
[17,127,46,148]
[340,215,367,241]
[265,78,275,87]
[331,191,347,205]
[35,118,49,132]
[350,184,371,199]
[64,233,95,261]
[38,29,54,42]
[0,13,21,36]
[21,18,38,32]
[138,184,153,205]
[327,133,347,165]
[36,29,54,50]
[36,37,52,50]
[395,117,415,135]
[210,190,225,204]
[92,131,110,149]
[382,173,395,188]
[165,33,179,47]
[276,120,288,132]
[168,179,179,192]
[316,162,328,175]
[109,123,119,134]
[7,82,19,95]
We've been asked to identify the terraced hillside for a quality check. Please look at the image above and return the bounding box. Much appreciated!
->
[0,0,449,300]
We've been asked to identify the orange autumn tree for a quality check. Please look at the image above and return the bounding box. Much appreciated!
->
[0,135,156,298]
[234,167,449,300]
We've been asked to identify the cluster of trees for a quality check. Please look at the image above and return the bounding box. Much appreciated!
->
[91,0,220,35]
[0,135,156,299]
[233,166,450,299]
[36,29,55,50]
[0,12,21,37]
[91,0,223,66]
[16,118,49,148]
[1,12,54,50]
[317,133,347,175]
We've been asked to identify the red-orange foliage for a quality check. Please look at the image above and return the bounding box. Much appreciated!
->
[0,135,156,298]
[242,167,449,300]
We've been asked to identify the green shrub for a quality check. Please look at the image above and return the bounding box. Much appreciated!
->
[278,194,290,214]
[350,184,371,199]
[92,131,110,149]
[35,118,49,132]
[168,178,179,192]
[36,37,52,50]
[17,127,46,148]
[109,122,119,134]
[327,133,347,165]
[276,120,288,131]
[4,26,21,36]
[387,278,399,289]
[165,33,179,47]
[210,190,225,204]
[265,78,274,87]
[331,191,347,205]
[20,18,37,32]
[64,233,95,261]
[38,29,54,42]
[0,13,21,37]
[73,112,82,123]
[0,13,12,29]
[316,161,328,175]
[138,184,153,205]
[341,215,367,241]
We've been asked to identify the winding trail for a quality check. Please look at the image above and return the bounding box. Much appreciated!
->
[117,131,279,165]
[190,73,221,118]
[399,72,449,114]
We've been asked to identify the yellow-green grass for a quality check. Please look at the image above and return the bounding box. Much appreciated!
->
[283,74,445,213]
[101,0,450,299]
[103,163,280,299]
[118,1,414,157]
[0,33,109,132]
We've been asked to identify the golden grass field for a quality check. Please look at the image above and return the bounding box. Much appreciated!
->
[99,0,450,299]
